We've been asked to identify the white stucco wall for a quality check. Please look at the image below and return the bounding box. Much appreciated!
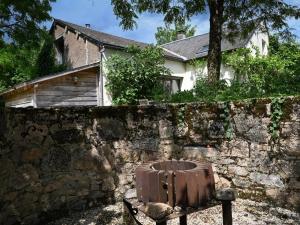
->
[246,30,269,56]
[99,28,269,105]
[176,29,270,90]
[182,63,235,90]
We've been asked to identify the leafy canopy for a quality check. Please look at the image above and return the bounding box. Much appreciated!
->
[0,0,56,44]
[155,21,196,45]
[35,34,66,77]
[0,33,66,92]
[0,42,39,92]
[111,0,300,83]
[169,36,300,103]
[0,1,65,92]
[105,45,171,105]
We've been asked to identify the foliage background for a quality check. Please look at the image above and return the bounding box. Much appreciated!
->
[155,22,196,45]
[0,34,66,92]
[169,36,300,103]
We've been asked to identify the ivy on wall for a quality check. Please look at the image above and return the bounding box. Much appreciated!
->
[220,102,233,140]
[269,97,285,139]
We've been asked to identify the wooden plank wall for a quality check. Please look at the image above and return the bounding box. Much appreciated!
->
[5,88,34,108]
[36,71,98,107]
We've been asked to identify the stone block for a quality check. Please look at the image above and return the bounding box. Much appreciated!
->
[280,122,294,138]
[229,139,250,158]
[250,143,271,152]
[265,188,281,199]
[51,128,84,144]
[68,198,87,211]
[232,178,251,188]
[102,176,115,192]
[208,120,225,139]
[144,202,173,220]
[21,148,43,162]
[287,192,300,209]
[183,146,218,160]
[280,137,300,157]
[96,118,126,140]
[233,113,270,143]
[250,172,284,188]
[219,177,231,188]
[219,141,231,156]
[219,158,235,165]
[288,179,300,190]
[236,158,249,167]
[133,138,159,151]
[228,165,249,176]
[44,181,62,193]
[42,147,71,171]
[159,119,173,139]
[124,188,137,199]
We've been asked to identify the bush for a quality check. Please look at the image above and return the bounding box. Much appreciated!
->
[171,36,300,104]
[194,78,228,102]
[106,45,171,105]
[169,90,196,103]
[222,36,300,98]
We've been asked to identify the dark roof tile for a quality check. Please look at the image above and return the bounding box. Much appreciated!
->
[161,32,252,60]
[53,19,184,61]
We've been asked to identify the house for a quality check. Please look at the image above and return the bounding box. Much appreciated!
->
[0,19,268,108]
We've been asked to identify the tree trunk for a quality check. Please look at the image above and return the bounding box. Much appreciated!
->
[207,0,224,83]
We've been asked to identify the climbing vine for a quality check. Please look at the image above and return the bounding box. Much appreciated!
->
[177,106,186,127]
[220,102,233,140]
[269,97,285,139]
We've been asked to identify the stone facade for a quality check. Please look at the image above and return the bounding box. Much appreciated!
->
[0,97,299,224]
[53,24,100,69]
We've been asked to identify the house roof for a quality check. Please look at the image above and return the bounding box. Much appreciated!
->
[53,19,255,62]
[0,63,100,96]
[53,19,185,61]
[161,32,254,60]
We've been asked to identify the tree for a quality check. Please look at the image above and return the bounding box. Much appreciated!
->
[0,32,66,91]
[111,0,300,84]
[0,0,55,45]
[0,42,39,91]
[105,45,171,105]
[221,35,300,97]
[35,34,66,77]
[155,21,196,45]
[0,0,65,91]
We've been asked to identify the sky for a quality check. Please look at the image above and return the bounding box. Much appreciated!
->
[48,0,300,44]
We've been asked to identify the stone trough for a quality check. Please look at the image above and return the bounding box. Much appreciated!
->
[136,160,216,208]
[123,160,235,225]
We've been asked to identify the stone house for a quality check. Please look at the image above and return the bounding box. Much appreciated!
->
[0,19,268,107]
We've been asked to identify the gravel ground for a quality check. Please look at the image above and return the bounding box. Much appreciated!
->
[46,199,299,225]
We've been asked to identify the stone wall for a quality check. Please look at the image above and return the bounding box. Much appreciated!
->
[0,97,299,224]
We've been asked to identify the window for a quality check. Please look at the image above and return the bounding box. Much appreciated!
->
[262,39,266,55]
[196,45,209,55]
[161,76,182,94]
[54,36,64,64]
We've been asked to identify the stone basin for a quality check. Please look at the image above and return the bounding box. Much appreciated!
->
[136,160,215,208]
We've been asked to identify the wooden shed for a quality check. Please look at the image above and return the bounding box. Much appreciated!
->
[0,63,103,108]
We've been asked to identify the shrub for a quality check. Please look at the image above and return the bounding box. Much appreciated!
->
[105,45,171,105]
[169,90,196,103]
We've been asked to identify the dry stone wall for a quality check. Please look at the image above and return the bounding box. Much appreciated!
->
[0,97,299,224]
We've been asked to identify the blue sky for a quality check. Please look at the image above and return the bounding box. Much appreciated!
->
[48,0,300,44]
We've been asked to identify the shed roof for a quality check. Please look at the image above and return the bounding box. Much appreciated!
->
[0,63,99,96]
